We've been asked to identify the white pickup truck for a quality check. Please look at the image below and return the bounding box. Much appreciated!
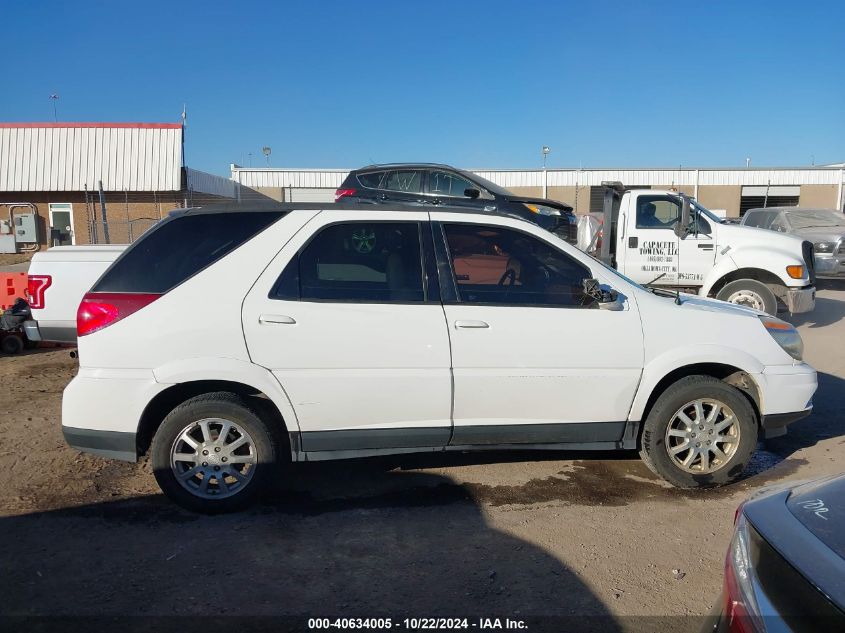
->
[24,245,126,343]
[589,184,816,315]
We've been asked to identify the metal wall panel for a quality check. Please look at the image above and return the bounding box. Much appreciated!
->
[231,166,844,192]
[0,123,183,192]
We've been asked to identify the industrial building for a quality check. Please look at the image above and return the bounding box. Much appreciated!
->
[231,164,845,218]
[0,122,237,250]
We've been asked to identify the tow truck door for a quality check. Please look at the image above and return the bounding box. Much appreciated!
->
[617,193,716,287]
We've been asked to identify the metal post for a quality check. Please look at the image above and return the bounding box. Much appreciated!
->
[125,189,133,243]
[98,180,110,244]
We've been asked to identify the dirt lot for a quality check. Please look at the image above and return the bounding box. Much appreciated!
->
[1,283,843,630]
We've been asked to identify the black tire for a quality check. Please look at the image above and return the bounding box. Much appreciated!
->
[151,392,282,513]
[715,279,777,315]
[1,335,24,355]
[639,376,758,488]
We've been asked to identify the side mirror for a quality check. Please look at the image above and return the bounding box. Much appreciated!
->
[675,196,691,238]
[464,187,480,199]
[582,278,624,311]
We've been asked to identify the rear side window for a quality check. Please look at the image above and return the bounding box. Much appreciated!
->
[383,170,422,193]
[93,212,283,293]
[271,222,425,302]
[356,171,386,189]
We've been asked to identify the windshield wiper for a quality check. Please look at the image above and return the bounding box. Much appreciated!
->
[644,272,682,305]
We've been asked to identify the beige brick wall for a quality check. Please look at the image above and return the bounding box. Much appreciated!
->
[799,184,839,209]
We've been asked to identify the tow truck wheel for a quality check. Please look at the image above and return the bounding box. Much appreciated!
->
[716,279,777,315]
[639,375,757,488]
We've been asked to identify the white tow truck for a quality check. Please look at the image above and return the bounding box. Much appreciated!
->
[587,183,816,315]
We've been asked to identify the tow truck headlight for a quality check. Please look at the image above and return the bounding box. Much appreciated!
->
[785,265,805,279]
[814,242,834,254]
[759,316,803,361]
[525,204,561,217]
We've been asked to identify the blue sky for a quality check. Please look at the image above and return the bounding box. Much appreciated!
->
[4,1,844,175]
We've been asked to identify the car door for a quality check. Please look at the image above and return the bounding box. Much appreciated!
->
[374,169,426,206]
[425,169,491,211]
[622,194,716,287]
[242,209,452,453]
[431,213,644,445]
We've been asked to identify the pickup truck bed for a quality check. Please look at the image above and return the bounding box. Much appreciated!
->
[25,245,126,343]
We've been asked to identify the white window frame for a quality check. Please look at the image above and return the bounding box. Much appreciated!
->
[48,203,75,245]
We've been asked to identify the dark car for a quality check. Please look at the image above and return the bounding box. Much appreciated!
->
[705,474,845,632]
[335,163,577,243]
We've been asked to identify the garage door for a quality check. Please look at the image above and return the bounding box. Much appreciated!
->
[739,185,799,217]
[288,188,336,203]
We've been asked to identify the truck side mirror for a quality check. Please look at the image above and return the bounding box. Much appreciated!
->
[675,196,691,238]
[464,187,481,199]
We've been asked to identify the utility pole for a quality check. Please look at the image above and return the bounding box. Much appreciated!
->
[542,146,550,198]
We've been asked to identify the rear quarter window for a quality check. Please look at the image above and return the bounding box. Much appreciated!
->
[356,172,386,189]
[92,211,283,294]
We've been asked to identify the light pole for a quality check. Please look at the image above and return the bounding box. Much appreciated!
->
[542,146,551,198]
[262,146,272,167]
[49,94,59,122]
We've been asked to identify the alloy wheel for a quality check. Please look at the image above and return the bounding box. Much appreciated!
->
[170,417,258,499]
[664,399,740,474]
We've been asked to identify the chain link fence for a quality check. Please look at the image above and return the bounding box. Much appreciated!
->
[81,189,237,245]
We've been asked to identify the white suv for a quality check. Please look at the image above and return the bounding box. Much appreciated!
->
[63,203,818,512]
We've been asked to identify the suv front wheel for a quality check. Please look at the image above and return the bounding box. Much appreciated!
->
[151,392,279,513]
[639,376,758,488]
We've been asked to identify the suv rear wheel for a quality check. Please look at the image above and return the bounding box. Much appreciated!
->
[151,392,279,513]
[639,376,757,488]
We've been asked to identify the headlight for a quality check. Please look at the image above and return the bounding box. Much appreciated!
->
[759,316,803,360]
[814,242,834,254]
[524,204,561,217]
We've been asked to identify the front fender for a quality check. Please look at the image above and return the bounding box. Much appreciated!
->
[153,357,301,433]
[700,246,807,296]
[628,344,765,422]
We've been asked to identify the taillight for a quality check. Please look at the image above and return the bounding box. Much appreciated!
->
[27,274,52,309]
[77,292,160,336]
[722,513,763,633]
[335,188,357,201]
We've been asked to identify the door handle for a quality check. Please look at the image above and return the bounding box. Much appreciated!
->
[697,244,714,250]
[628,236,638,248]
[454,320,489,329]
[259,314,296,325]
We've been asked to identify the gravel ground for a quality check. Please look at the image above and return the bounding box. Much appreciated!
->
[0,283,843,629]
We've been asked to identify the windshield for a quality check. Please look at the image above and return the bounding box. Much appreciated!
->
[785,209,845,229]
[459,170,514,197]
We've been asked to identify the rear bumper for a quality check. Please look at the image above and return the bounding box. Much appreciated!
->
[22,320,41,341]
[784,286,815,313]
[62,368,166,462]
[26,319,77,343]
[63,426,136,462]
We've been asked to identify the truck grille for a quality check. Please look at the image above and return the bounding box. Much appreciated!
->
[802,240,816,284]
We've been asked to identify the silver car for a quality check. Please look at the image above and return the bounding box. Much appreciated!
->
[742,207,845,278]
